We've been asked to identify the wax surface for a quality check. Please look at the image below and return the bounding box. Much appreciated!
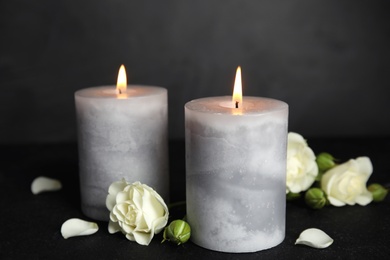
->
[185,96,288,252]
[75,86,169,221]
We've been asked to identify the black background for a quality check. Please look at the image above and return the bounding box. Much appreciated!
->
[1,2,390,258]
[1,0,390,143]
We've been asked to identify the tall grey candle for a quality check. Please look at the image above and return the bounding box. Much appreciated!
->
[185,95,288,252]
[75,78,169,221]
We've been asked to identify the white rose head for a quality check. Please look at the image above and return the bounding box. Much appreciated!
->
[321,157,373,206]
[105,179,169,246]
[286,132,319,194]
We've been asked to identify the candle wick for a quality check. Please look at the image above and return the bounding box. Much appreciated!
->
[235,101,239,109]
[119,89,122,94]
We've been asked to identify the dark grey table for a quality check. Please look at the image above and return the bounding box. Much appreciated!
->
[1,138,389,259]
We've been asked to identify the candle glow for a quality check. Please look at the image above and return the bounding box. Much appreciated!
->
[232,66,242,108]
[116,64,127,98]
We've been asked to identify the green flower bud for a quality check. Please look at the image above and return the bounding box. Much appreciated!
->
[162,220,191,245]
[305,188,327,209]
[368,183,388,202]
[316,152,336,172]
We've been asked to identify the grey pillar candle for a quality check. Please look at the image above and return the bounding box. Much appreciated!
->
[75,83,169,221]
[185,96,288,252]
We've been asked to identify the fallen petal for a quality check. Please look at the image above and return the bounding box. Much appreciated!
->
[61,218,99,239]
[31,176,62,194]
[295,228,334,249]
[108,220,121,234]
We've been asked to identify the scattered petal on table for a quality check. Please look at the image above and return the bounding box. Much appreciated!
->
[31,176,62,194]
[295,228,333,249]
[61,218,99,239]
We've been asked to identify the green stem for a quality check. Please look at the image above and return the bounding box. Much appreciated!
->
[168,201,186,210]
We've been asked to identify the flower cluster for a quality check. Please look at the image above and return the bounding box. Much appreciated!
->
[56,132,387,246]
[286,132,388,209]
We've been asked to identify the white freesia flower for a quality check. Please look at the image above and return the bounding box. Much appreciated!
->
[286,132,318,193]
[106,180,169,246]
[321,157,373,206]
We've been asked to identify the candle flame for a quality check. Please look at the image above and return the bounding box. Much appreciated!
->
[232,66,242,109]
[116,64,127,96]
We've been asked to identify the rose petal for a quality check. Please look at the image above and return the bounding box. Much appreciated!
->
[322,168,339,196]
[132,230,154,245]
[288,183,303,194]
[108,220,121,234]
[327,196,346,207]
[31,176,62,194]
[131,185,144,209]
[295,228,334,249]
[152,216,169,233]
[355,192,373,206]
[135,215,149,230]
[116,191,129,204]
[125,232,135,241]
[120,219,135,234]
[61,218,99,239]
[356,157,373,178]
[288,132,307,145]
[142,190,164,226]
[108,179,128,196]
[105,194,116,211]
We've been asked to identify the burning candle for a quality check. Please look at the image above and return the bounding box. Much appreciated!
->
[75,65,169,221]
[185,67,288,252]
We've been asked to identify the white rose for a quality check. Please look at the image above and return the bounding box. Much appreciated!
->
[106,180,169,245]
[286,132,318,193]
[321,157,373,206]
